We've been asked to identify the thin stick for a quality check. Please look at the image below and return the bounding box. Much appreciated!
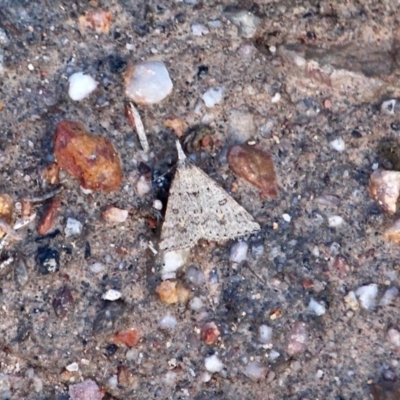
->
[126,102,149,153]
[23,187,63,203]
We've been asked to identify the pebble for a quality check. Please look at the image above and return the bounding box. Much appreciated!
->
[369,169,400,214]
[201,322,220,345]
[64,217,82,237]
[102,206,129,223]
[14,257,29,287]
[135,175,152,197]
[66,362,79,372]
[152,199,163,210]
[191,23,209,36]
[380,287,399,306]
[381,99,398,115]
[356,283,378,310]
[329,137,345,152]
[269,350,280,361]
[68,72,98,101]
[102,289,122,301]
[308,298,326,316]
[271,93,281,103]
[282,213,291,222]
[344,291,359,310]
[189,296,204,311]
[384,218,400,244]
[258,325,273,344]
[111,328,140,347]
[202,87,225,107]
[54,120,122,192]
[204,354,224,373]
[156,281,178,304]
[69,379,103,400]
[229,241,248,263]
[52,285,74,318]
[158,313,178,330]
[90,262,106,274]
[227,109,255,142]
[124,61,173,105]
[36,246,60,275]
[228,144,278,198]
[287,322,308,356]
[388,328,400,347]
[223,9,261,38]
[185,265,205,286]
[243,361,267,381]
[328,215,344,227]
[162,249,189,276]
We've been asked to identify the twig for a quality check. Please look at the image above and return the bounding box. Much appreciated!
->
[126,102,149,152]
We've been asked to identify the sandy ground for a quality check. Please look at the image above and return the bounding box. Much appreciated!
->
[1,1,400,399]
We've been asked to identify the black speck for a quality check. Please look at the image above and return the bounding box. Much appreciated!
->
[351,130,362,138]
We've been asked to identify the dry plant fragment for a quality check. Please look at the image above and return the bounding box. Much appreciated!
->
[369,169,400,214]
[125,102,149,152]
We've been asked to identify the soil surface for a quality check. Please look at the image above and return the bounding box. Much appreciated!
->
[1,1,400,399]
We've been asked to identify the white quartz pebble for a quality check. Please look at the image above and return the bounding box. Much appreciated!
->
[68,72,98,101]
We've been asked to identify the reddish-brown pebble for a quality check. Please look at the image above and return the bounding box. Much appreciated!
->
[111,328,140,347]
[156,280,178,304]
[201,322,220,345]
[228,144,278,198]
[54,120,122,192]
[37,197,60,235]
[333,254,350,276]
[52,285,74,319]
[163,116,185,138]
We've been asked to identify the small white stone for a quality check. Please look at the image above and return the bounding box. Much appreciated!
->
[204,355,224,373]
[102,289,122,301]
[356,283,378,310]
[28,63,34,71]
[329,137,345,152]
[202,87,225,107]
[64,217,82,237]
[102,206,129,223]
[308,298,326,316]
[191,23,209,36]
[388,328,400,347]
[107,375,118,389]
[328,215,344,227]
[269,45,276,53]
[282,213,291,222]
[90,262,106,274]
[66,362,79,372]
[201,372,212,382]
[271,93,281,103]
[224,10,261,38]
[315,370,324,380]
[269,350,280,361]
[229,241,248,263]
[243,361,266,381]
[135,175,152,196]
[380,287,399,307]
[208,20,222,28]
[162,249,189,275]
[125,61,173,105]
[259,325,273,344]
[190,296,204,311]
[68,72,98,101]
[153,199,163,210]
[158,313,178,330]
